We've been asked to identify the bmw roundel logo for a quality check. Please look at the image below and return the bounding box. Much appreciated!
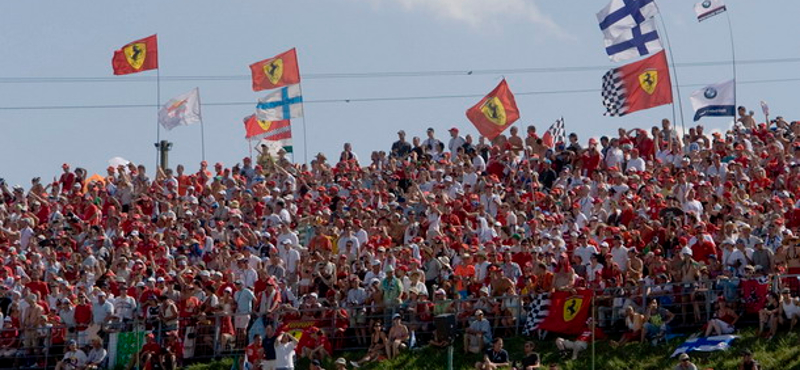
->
[702,0,712,8]
[704,88,717,99]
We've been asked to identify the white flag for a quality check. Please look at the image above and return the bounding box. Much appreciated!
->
[597,0,659,39]
[694,0,726,22]
[690,79,735,122]
[158,87,202,131]
[256,84,304,121]
[602,17,663,62]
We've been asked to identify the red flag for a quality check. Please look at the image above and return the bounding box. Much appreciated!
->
[538,290,593,335]
[243,114,291,140]
[466,79,520,140]
[112,35,158,75]
[741,279,769,314]
[602,50,673,116]
[249,48,301,92]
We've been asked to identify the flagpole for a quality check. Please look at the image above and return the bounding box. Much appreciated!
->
[724,10,737,106]
[248,140,253,162]
[156,68,162,169]
[654,1,687,135]
[198,88,206,162]
[298,82,309,164]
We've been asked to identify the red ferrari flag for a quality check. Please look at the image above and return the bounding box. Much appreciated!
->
[538,290,593,335]
[250,48,301,92]
[466,79,520,140]
[601,50,673,116]
[243,114,293,153]
[112,35,158,75]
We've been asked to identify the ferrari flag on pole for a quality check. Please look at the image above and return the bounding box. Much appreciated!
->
[537,290,593,335]
[112,35,158,75]
[601,50,673,116]
[466,79,520,141]
[250,48,301,92]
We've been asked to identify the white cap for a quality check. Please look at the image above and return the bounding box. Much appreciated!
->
[681,247,693,256]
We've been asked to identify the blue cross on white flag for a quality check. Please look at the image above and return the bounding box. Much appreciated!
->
[597,0,659,38]
[671,335,737,358]
[690,79,735,121]
[602,18,663,62]
[256,84,304,121]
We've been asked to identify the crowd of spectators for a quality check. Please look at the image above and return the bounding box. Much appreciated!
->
[0,106,798,369]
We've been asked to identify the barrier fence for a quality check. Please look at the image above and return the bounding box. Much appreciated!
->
[0,273,795,369]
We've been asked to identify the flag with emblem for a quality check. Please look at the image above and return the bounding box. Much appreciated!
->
[522,293,551,336]
[466,79,520,140]
[243,114,293,153]
[112,35,158,75]
[537,290,593,335]
[695,0,726,22]
[250,48,301,92]
[690,79,735,121]
[601,50,672,116]
[158,88,202,131]
[542,117,565,148]
[256,84,304,121]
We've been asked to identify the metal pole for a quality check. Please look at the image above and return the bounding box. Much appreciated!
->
[198,88,206,162]
[725,10,737,106]
[156,67,162,169]
[591,292,596,370]
[298,82,309,164]
[654,1,687,135]
[447,344,453,370]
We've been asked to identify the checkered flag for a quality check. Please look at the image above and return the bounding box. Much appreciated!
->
[602,68,628,117]
[542,118,566,148]
[522,292,551,336]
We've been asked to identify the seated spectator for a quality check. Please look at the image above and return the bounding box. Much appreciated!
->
[125,333,160,370]
[739,349,761,370]
[779,288,800,331]
[387,313,409,359]
[514,341,540,370]
[642,299,674,345]
[609,306,644,348]
[350,321,388,368]
[475,338,510,370]
[705,299,739,337]
[758,292,780,339]
[0,317,18,359]
[85,337,108,370]
[554,319,604,360]
[674,353,698,370]
[300,327,331,361]
[55,340,87,370]
[464,309,492,354]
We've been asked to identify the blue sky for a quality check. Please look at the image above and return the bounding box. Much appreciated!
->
[1,0,799,186]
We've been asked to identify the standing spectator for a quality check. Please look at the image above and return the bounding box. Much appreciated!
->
[274,332,299,370]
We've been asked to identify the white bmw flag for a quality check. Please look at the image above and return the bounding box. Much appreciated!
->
[695,0,726,22]
[690,79,735,122]
[256,84,304,121]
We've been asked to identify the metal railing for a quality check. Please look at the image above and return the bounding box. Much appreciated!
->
[0,273,796,369]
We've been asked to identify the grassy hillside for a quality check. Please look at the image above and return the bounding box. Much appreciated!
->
[186,328,800,370]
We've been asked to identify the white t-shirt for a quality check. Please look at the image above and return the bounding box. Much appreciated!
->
[274,340,297,369]
[62,350,88,369]
[113,296,137,320]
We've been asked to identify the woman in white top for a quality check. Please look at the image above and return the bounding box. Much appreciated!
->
[780,289,800,331]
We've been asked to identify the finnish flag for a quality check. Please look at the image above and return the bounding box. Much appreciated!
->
[690,79,735,121]
[597,0,659,38]
[671,335,737,358]
[256,84,304,121]
[602,18,663,62]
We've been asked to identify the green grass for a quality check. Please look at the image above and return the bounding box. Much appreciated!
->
[184,329,800,370]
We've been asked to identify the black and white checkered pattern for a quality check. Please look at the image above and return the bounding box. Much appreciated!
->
[522,292,551,336]
[546,118,566,146]
[602,68,628,116]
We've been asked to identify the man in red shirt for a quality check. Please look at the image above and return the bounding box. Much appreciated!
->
[126,333,160,370]
[244,334,264,370]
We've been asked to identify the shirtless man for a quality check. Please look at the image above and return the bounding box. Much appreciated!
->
[387,314,409,360]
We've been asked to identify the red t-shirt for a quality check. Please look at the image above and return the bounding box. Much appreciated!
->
[74,304,92,328]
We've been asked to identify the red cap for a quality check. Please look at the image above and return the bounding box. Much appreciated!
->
[449,127,459,132]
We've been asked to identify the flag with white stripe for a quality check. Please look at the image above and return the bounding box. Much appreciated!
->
[695,0,727,22]
[597,0,659,38]
[602,18,663,62]
[256,84,304,121]
[690,79,735,121]
[671,335,737,358]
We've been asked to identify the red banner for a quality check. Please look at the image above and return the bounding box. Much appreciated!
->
[112,35,158,75]
[250,48,301,92]
[466,79,520,140]
[538,289,593,335]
